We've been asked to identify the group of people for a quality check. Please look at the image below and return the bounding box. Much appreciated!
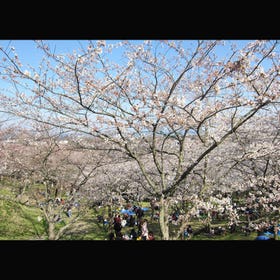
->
[183,225,193,239]
[108,210,155,240]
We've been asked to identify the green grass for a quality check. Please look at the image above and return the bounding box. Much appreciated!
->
[0,184,16,197]
[0,179,268,240]
[0,197,261,240]
[0,199,45,240]
[191,231,258,240]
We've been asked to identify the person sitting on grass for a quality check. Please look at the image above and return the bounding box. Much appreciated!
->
[108,231,115,240]
[147,231,155,240]
[255,231,270,240]
[130,228,138,240]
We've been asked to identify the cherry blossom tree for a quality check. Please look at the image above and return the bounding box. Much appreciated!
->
[0,40,280,239]
[0,123,113,239]
[219,109,280,239]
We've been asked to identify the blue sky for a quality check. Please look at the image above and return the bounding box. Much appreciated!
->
[0,40,89,67]
[0,39,261,98]
[0,39,275,127]
[0,39,253,67]
[0,39,272,94]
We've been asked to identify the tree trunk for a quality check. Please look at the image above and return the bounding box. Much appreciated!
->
[206,212,212,233]
[17,181,29,202]
[150,200,155,222]
[159,196,170,240]
[48,222,56,240]
[274,221,279,240]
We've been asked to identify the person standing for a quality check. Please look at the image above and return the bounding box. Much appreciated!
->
[141,219,149,240]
